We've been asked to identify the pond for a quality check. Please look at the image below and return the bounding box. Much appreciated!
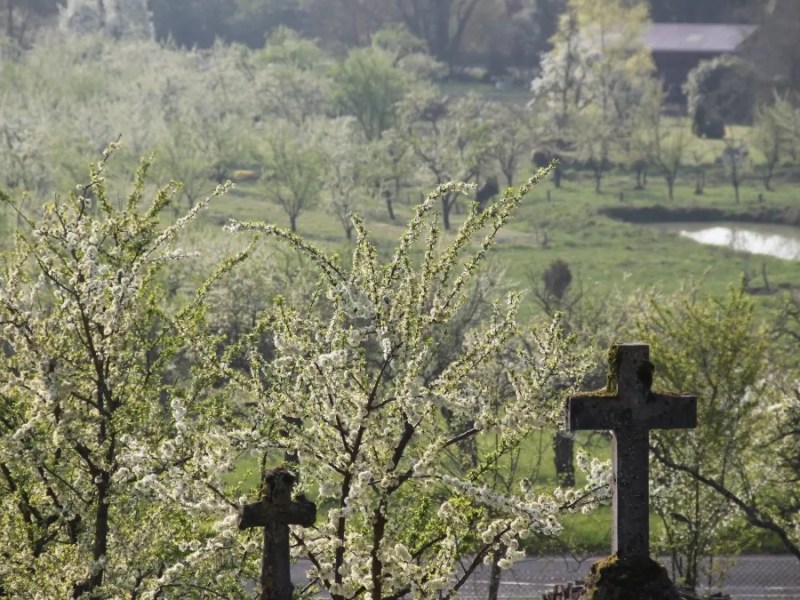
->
[653,222,800,261]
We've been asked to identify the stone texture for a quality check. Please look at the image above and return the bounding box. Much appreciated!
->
[579,554,681,600]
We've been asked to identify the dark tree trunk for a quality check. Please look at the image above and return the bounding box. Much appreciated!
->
[383,189,395,220]
[487,544,507,600]
[553,167,562,188]
[634,163,647,190]
[6,1,13,39]
[694,170,705,195]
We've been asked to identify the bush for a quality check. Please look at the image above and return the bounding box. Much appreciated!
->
[684,55,757,139]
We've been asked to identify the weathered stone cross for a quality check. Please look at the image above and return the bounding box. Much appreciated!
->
[238,467,317,600]
[566,344,697,558]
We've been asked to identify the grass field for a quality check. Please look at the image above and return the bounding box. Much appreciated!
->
[211,163,800,320]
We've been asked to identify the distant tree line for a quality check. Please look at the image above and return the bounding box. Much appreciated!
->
[1,0,798,91]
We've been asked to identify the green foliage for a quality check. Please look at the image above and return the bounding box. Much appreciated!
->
[257,119,325,232]
[149,0,305,48]
[636,284,768,589]
[219,170,599,598]
[685,55,758,139]
[530,0,654,186]
[333,45,411,141]
[0,153,250,596]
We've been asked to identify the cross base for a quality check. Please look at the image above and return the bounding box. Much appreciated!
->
[581,554,680,600]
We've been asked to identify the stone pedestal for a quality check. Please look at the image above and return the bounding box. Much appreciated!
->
[579,554,681,600]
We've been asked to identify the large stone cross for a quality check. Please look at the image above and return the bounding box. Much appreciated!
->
[566,344,697,558]
[238,467,317,600]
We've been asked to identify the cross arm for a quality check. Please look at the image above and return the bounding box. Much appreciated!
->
[238,494,317,530]
[642,392,697,429]
[567,392,697,432]
[567,393,626,431]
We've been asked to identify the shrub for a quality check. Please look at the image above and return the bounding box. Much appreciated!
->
[684,55,757,139]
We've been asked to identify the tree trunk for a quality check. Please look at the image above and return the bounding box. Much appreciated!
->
[290,214,297,232]
[441,194,456,230]
[384,190,395,220]
[635,166,644,190]
[553,164,562,188]
[487,544,507,600]
[694,170,704,195]
[667,176,674,201]
[763,161,776,191]
[72,473,111,598]
[6,1,13,39]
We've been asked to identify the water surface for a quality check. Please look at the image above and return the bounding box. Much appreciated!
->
[654,222,800,261]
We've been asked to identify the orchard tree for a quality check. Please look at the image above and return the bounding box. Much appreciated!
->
[486,103,535,187]
[369,127,418,220]
[751,100,784,191]
[401,90,497,229]
[0,153,255,597]
[319,117,371,240]
[220,171,604,599]
[720,137,752,204]
[332,44,414,141]
[530,0,654,188]
[258,119,325,232]
[254,28,332,125]
[633,82,693,200]
[567,106,614,193]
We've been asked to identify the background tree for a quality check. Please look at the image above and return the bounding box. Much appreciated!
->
[258,119,325,232]
[223,0,306,47]
[531,0,654,190]
[751,98,786,191]
[319,117,371,240]
[393,0,481,67]
[60,0,154,40]
[745,0,800,96]
[634,82,693,200]
[253,28,332,125]
[684,55,758,140]
[401,90,497,229]
[0,0,62,46]
[332,44,412,141]
[648,0,754,23]
[148,0,229,47]
[636,285,769,590]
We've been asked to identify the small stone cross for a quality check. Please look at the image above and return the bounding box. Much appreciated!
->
[566,344,696,558]
[238,467,317,600]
